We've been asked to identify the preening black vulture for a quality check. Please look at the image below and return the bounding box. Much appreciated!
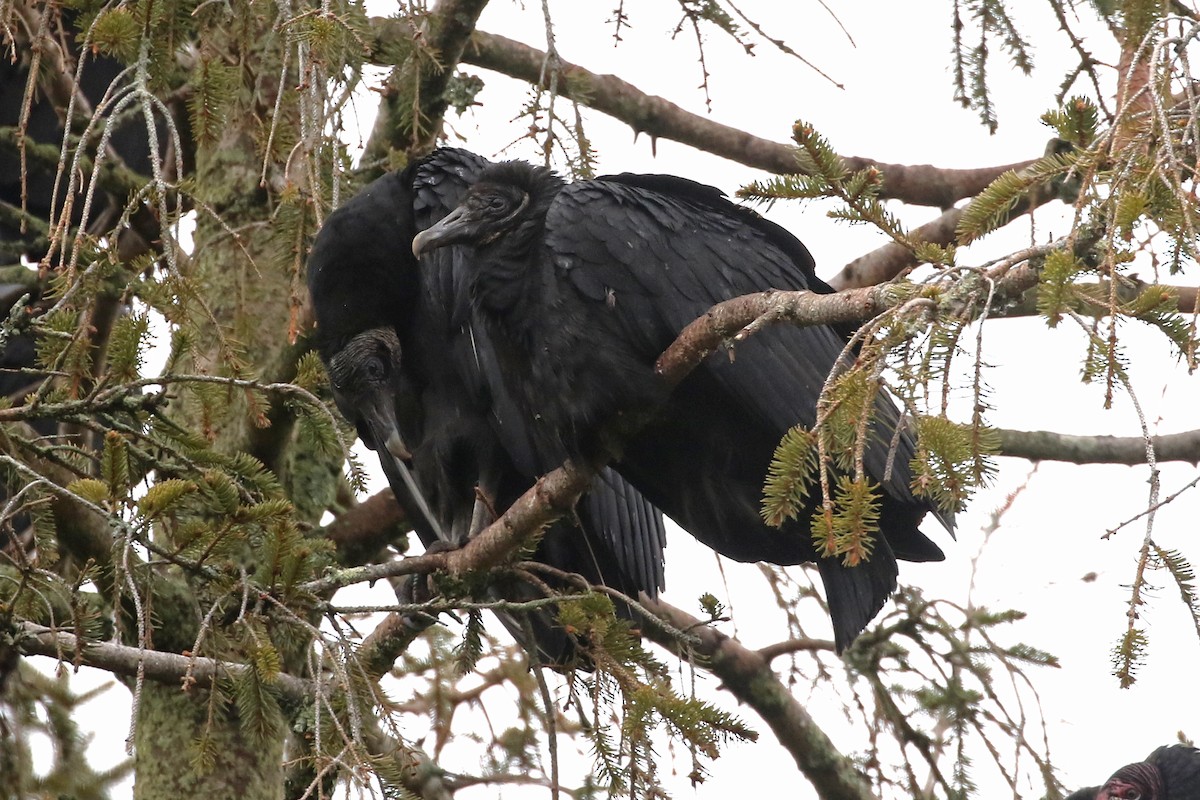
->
[412,160,952,651]
[306,148,667,666]
[1067,745,1200,800]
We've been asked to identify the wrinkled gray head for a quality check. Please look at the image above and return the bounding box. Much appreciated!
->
[409,161,561,257]
[327,327,409,459]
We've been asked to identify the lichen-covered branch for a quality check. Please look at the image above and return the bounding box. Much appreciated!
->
[18,622,310,700]
[996,427,1200,465]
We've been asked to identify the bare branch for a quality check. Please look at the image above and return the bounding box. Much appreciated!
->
[365,22,1036,208]
[757,637,836,662]
[321,488,409,565]
[996,427,1200,465]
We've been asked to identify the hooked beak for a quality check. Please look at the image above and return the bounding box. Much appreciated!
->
[412,206,470,258]
[358,392,446,543]
[377,446,446,546]
[359,390,412,461]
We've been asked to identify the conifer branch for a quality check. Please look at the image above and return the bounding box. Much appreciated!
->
[17,623,454,800]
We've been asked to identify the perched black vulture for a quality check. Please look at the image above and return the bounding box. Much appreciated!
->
[412,160,951,650]
[306,148,667,665]
[1067,745,1200,800]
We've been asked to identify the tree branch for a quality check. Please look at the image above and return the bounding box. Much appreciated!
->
[640,599,873,800]
[362,0,490,164]
[408,0,491,156]
[18,623,454,800]
[365,22,1035,207]
[18,622,309,700]
[828,207,965,290]
[303,460,596,595]
[321,488,409,566]
[996,427,1200,465]
[757,637,836,662]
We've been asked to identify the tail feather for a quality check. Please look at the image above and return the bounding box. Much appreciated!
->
[816,542,899,653]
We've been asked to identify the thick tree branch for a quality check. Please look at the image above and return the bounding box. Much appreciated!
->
[18,622,308,700]
[322,488,409,565]
[362,0,489,164]
[988,279,1199,319]
[303,460,596,595]
[408,0,490,156]
[655,285,915,381]
[640,599,873,800]
[364,22,1034,207]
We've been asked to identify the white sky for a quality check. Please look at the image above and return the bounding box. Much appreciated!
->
[29,1,1200,798]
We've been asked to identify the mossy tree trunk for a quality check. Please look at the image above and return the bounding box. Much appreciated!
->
[129,5,338,796]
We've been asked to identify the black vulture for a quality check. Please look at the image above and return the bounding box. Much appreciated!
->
[411,160,951,651]
[306,148,667,666]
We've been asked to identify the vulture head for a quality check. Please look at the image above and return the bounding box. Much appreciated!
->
[411,161,560,257]
[325,325,445,538]
[326,327,410,461]
[1071,744,1200,800]
[1097,761,1165,800]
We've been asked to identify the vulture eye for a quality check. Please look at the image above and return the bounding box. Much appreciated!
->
[1120,790,1140,800]
[364,356,386,381]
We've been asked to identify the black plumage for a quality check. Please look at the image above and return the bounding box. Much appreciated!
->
[411,160,951,650]
[306,148,667,665]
